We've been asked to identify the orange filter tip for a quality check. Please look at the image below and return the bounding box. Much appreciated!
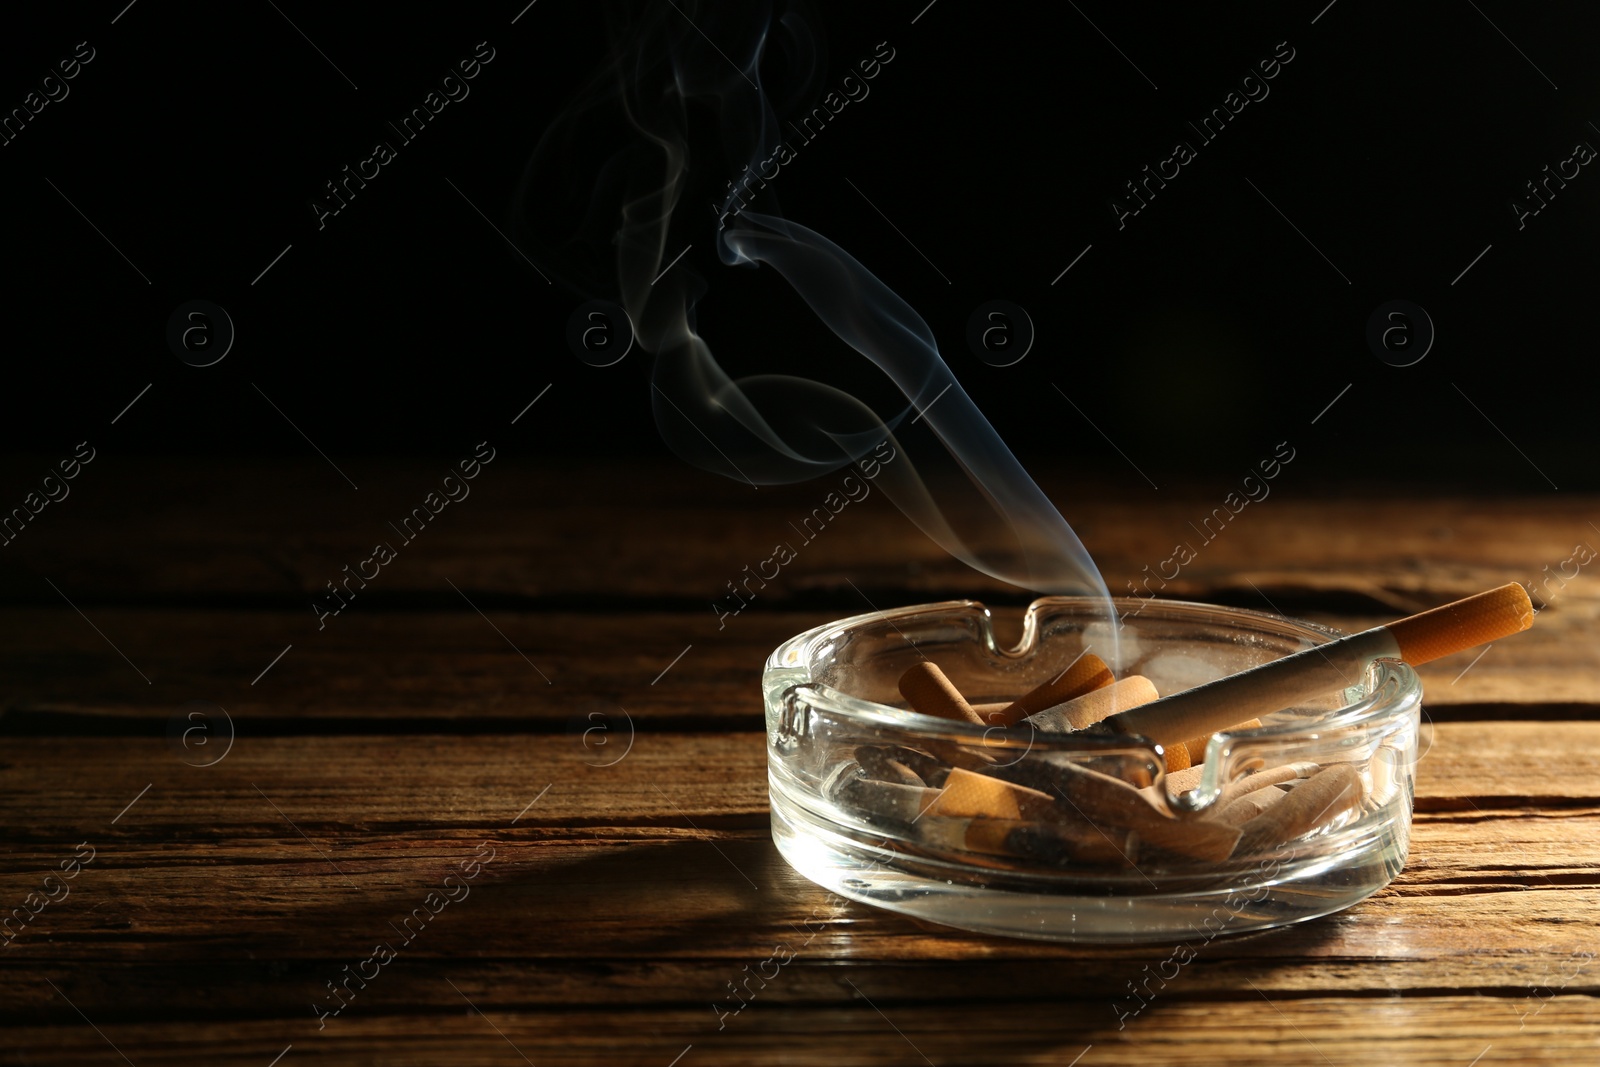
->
[1385,582,1534,665]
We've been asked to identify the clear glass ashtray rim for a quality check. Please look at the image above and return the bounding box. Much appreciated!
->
[761,595,1423,940]
[762,594,1425,757]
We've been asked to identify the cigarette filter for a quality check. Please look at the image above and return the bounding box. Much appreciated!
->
[992,758,1241,861]
[915,816,1135,867]
[1219,760,1319,806]
[898,662,985,725]
[1088,584,1534,746]
[927,767,1058,821]
[1022,675,1161,733]
[1232,764,1363,857]
[989,652,1115,725]
[1215,786,1287,826]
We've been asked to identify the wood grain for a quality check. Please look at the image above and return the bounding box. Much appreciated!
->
[0,727,1595,1031]
[3,460,1593,1064]
[1,724,1596,840]
[0,602,1592,728]
[4,997,1597,1065]
[0,458,1594,610]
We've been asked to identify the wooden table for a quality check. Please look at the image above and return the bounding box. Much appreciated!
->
[4,458,1597,1065]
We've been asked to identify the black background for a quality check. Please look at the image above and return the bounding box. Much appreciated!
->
[1,0,1594,492]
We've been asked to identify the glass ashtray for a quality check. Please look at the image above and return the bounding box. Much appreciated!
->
[762,597,1421,942]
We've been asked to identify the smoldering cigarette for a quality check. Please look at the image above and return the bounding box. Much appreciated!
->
[985,652,1115,726]
[1231,764,1363,857]
[1085,583,1535,746]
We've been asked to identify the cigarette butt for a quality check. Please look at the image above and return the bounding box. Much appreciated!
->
[1089,583,1535,746]
[1164,741,1191,774]
[914,816,1135,867]
[894,674,1011,774]
[1003,820,1138,867]
[863,744,954,788]
[994,759,1241,861]
[1179,719,1262,765]
[1105,810,1239,862]
[854,745,926,787]
[989,653,1115,726]
[898,662,984,725]
[971,702,1010,720]
[1140,759,1292,808]
[1110,802,1240,862]
[1024,675,1161,733]
[1218,760,1319,807]
[928,767,1058,821]
[1154,764,1206,798]
[992,754,1117,802]
[916,815,1026,856]
[924,743,1001,780]
[1214,786,1286,826]
[1232,764,1363,857]
[834,775,942,826]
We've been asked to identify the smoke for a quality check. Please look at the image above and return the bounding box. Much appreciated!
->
[515,1,1113,611]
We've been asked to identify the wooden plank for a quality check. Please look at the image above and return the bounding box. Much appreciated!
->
[4,997,1597,1065]
[1,725,1596,843]
[0,811,1593,961]
[4,915,1597,1027]
[2,602,1592,728]
[0,607,822,726]
[0,727,1593,1024]
[4,463,1589,1065]
[0,818,1593,976]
